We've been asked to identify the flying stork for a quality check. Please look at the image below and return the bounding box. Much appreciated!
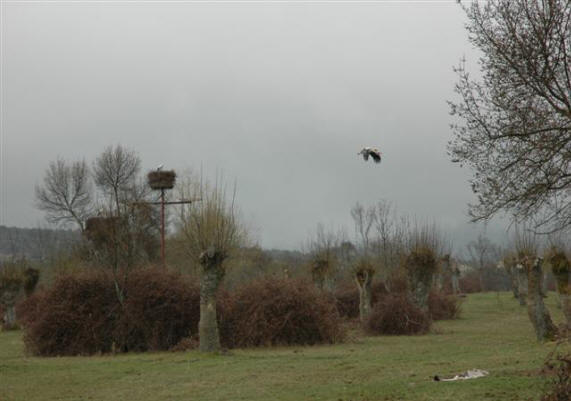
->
[358,147,382,164]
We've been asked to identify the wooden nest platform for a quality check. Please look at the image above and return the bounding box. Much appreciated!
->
[148,170,176,190]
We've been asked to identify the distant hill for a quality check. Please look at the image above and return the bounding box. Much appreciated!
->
[0,225,80,261]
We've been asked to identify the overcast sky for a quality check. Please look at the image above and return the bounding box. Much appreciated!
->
[0,1,509,252]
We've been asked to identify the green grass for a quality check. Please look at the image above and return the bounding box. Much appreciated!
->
[1,292,569,401]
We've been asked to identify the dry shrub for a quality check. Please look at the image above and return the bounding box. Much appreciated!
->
[541,352,571,401]
[459,270,482,293]
[17,271,119,356]
[115,268,200,352]
[365,294,431,335]
[428,291,462,320]
[333,283,360,318]
[219,278,345,348]
[170,335,200,352]
[17,269,200,356]
[387,270,408,294]
[333,280,388,319]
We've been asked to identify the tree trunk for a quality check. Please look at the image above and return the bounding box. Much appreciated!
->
[508,268,519,299]
[408,279,431,312]
[516,265,528,306]
[451,268,460,295]
[198,257,225,353]
[526,258,557,342]
[355,273,372,323]
[2,304,17,330]
[554,271,571,329]
[1,288,19,330]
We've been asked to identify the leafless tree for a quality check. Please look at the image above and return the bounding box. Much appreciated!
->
[305,223,342,290]
[513,225,558,340]
[93,145,141,217]
[178,174,246,352]
[350,202,375,254]
[448,0,571,233]
[35,158,92,232]
[350,203,377,321]
[370,200,409,286]
[466,234,503,290]
[403,221,448,311]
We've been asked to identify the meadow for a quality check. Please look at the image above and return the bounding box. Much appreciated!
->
[1,292,569,401]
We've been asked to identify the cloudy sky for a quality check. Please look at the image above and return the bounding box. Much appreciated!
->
[0,1,508,252]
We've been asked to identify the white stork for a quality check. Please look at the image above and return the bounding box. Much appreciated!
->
[358,147,382,164]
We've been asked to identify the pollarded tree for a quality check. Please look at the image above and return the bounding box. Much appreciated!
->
[306,223,342,290]
[403,222,447,311]
[353,258,375,322]
[546,247,571,329]
[178,175,246,352]
[449,0,571,233]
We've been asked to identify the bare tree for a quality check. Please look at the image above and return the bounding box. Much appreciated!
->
[350,202,375,254]
[404,221,447,311]
[448,0,571,233]
[353,258,375,322]
[93,145,141,216]
[466,234,502,291]
[35,158,92,232]
[513,226,558,340]
[350,203,377,322]
[305,223,341,290]
[178,174,246,352]
[546,246,571,329]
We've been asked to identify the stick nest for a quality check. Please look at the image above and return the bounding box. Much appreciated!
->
[147,170,176,190]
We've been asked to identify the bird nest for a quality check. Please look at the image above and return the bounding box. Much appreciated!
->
[147,170,176,190]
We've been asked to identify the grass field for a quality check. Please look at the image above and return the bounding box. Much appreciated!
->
[1,292,569,401]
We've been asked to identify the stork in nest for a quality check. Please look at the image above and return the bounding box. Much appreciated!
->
[358,147,382,164]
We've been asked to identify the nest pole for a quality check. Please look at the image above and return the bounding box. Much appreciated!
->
[160,188,166,269]
[139,169,199,269]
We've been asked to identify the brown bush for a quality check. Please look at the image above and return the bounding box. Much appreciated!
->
[333,280,388,319]
[17,271,119,356]
[459,270,482,293]
[115,268,200,352]
[387,271,408,294]
[17,269,201,356]
[219,278,345,348]
[333,283,360,318]
[428,291,462,320]
[365,294,431,335]
[541,352,570,401]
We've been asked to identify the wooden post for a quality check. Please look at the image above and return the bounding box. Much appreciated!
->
[160,188,166,269]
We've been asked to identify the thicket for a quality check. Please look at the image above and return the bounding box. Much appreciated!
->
[427,291,462,321]
[219,278,345,348]
[17,269,200,356]
[17,271,347,355]
[334,277,460,323]
[365,294,431,335]
[541,352,571,401]
[333,280,387,319]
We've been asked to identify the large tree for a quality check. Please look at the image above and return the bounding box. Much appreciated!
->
[448,0,571,232]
